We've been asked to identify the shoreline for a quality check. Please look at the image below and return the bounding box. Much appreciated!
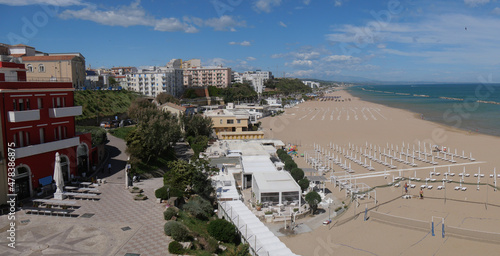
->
[347,86,500,138]
[260,89,500,256]
[345,89,500,140]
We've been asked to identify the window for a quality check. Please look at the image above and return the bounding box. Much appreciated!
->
[58,126,62,140]
[39,64,45,73]
[56,97,61,108]
[18,131,24,147]
[62,97,66,107]
[237,119,241,124]
[25,132,30,146]
[26,99,30,110]
[227,119,234,124]
[19,99,24,111]
[219,119,222,124]
[38,98,43,109]
[27,64,33,72]
[39,128,45,143]
[63,126,67,139]
[13,133,17,146]
[54,128,58,140]
[12,99,16,111]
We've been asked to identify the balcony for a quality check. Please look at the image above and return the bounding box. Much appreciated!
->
[15,137,80,159]
[8,109,40,122]
[49,106,82,118]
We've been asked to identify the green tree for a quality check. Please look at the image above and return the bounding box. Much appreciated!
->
[108,76,119,88]
[156,92,180,105]
[291,168,305,182]
[298,178,310,192]
[305,191,321,214]
[207,219,237,243]
[182,114,213,138]
[183,196,213,220]
[187,136,209,158]
[164,160,197,191]
[284,159,297,171]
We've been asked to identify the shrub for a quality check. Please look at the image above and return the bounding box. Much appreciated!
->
[155,186,169,200]
[168,241,184,254]
[298,178,310,192]
[284,159,297,171]
[183,196,213,220]
[164,207,178,220]
[171,224,189,242]
[207,219,237,243]
[164,221,188,240]
[291,168,304,182]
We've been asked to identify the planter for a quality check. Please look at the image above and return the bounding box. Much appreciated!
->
[129,187,143,193]
[134,194,148,200]
[256,205,262,211]
[265,214,273,223]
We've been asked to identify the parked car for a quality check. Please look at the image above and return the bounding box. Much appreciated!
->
[100,121,110,129]
[323,219,332,225]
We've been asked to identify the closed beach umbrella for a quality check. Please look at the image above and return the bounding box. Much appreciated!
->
[53,152,64,194]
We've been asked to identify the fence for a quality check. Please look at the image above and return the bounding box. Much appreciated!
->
[370,211,429,232]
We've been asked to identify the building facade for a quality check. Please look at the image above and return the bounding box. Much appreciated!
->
[126,66,184,97]
[0,61,90,204]
[302,80,320,88]
[204,104,264,140]
[183,67,232,88]
[234,70,273,94]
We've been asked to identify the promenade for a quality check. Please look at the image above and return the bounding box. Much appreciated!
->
[0,134,171,256]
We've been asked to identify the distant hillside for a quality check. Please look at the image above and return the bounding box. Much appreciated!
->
[74,90,140,121]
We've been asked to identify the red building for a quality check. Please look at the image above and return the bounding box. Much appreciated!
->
[0,61,91,203]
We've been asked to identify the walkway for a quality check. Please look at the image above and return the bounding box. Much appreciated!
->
[0,134,172,256]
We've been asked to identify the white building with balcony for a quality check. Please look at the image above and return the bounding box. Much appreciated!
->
[126,66,184,97]
[233,70,273,94]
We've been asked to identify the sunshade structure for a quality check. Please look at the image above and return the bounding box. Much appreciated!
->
[219,200,300,256]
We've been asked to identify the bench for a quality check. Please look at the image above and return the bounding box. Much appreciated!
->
[63,192,100,200]
[24,207,75,217]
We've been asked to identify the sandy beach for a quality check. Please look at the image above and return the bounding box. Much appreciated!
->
[260,89,500,256]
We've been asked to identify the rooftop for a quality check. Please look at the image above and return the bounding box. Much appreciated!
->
[253,171,301,192]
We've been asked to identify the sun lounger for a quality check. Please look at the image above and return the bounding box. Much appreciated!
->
[461,187,467,191]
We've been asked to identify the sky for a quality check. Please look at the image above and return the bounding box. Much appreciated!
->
[1,0,500,82]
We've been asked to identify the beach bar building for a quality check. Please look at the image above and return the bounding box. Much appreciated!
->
[252,171,301,208]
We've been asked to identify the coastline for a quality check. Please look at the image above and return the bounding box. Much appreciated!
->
[347,85,500,138]
[260,89,500,256]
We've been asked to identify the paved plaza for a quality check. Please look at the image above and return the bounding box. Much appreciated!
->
[0,134,172,256]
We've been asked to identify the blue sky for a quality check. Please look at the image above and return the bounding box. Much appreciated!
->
[1,0,500,82]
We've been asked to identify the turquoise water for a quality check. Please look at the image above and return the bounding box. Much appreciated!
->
[347,84,500,137]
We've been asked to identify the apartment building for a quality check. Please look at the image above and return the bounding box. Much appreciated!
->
[183,66,232,88]
[126,66,184,97]
[234,70,273,94]
[0,61,91,204]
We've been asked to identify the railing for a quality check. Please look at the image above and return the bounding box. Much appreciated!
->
[26,77,72,82]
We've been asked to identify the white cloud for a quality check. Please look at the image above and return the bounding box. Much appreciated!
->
[60,2,244,33]
[254,0,281,13]
[246,57,257,61]
[464,0,489,7]
[203,15,245,31]
[286,60,313,68]
[279,21,287,28]
[229,41,251,46]
[334,0,342,7]
[322,55,361,62]
[303,0,311,5]
[0,0,82,6]
[492,7,500,14]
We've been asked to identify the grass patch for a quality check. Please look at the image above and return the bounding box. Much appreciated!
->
[108,126,135,140]
[132,149,176,178]
[75,90,140,121]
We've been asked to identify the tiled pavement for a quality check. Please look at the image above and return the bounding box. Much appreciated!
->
[0,134,172,256]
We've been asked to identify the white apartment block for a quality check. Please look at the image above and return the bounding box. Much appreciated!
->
[302,80,320,88]
[234,70,273,94]
[183,66,232,88]
[126,66,184,97]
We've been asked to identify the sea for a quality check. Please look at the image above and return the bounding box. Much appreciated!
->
[347,83,500,137]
